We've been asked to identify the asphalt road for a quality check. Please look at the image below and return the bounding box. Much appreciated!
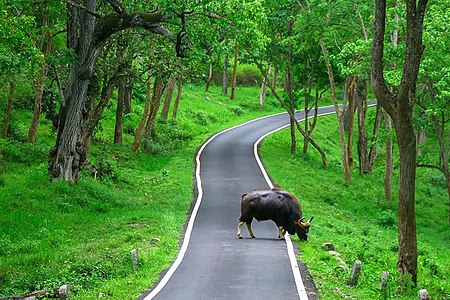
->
[141,105,336,300]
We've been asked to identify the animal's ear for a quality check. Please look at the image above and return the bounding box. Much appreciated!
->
[241,193,248,199]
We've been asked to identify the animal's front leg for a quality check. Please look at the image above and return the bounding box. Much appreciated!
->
[278,226,286,239]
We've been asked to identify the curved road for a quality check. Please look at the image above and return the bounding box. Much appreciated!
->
[141,106,336,300]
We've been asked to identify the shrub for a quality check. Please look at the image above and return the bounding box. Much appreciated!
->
[92,158,117,182]
[376,210,397,228]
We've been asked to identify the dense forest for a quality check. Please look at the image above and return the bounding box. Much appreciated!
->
[0,0,448,299]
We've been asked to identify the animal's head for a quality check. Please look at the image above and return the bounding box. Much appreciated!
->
[294,217,314,241]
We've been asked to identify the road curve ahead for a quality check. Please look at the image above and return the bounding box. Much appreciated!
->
[141,106,336,300]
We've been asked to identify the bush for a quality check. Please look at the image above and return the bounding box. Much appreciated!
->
[92,158,118,182]
[376,210,397,228]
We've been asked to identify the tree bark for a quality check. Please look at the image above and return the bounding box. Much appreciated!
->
[259,64,271,108]
[161,76,175,120]
[144,75,166,138]
[272,67,278,91]
[114,75,125,144]
[205,59,213,92]
[172,71,183,120]
[346,76,357,170]
[230,40,238,100]
[124,74,132,114]
[222,54,228,96]
[384,110,393,202]
[371,0,428,285]
[28,5,52,144]
[2,81,15,139]
[133,75,152,152]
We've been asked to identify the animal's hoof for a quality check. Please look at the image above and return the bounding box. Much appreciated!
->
[238,236,243,239]
[251,236,255,238]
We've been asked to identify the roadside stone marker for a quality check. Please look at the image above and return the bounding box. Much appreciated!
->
[418,289,429,300]
[130,249,138,271]
[350,260,362,286]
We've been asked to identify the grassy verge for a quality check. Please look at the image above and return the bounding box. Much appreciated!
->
[259,113,449,299]
[0,84,283,299]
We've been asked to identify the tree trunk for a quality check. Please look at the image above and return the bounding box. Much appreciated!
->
[124,75,132,114]
[384,110,393,202]
[205,59,213,92]
[272,67,278,91]
[2,81,15,139]
[371,0,427,285]
[259,64,271,108]
[161,77,175,120]
[172,72,183,120]
[144,75,166,138]
[114,76,125,144]
[222,54,228,96]
[320,40,350,183]
[346,76,357,170]
[82,75,117,157]
[28,11,51,144]
[133,75,152,152]
[230,40,238,100]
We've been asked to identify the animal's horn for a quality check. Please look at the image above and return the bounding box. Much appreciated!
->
[299,217,306,223]
[307,216,314,223]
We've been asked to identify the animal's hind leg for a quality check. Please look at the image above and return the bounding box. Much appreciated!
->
[246,222,255,238]
[237,220,245,239]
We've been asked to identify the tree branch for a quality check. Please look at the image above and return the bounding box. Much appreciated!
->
[94,12,172,46]
[65,0,101,18]
[106,0,126,15]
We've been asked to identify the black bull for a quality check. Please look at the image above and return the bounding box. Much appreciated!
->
[237,189,313,240]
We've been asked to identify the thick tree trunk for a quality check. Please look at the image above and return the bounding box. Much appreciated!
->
[222,55,228,96]
[161,77,175,120]
[172,72,183,120]
[396,116,418,285]
[371,0,427,286]
[384,110,393,202]
[230,40,238,100]
[2,81,15,139]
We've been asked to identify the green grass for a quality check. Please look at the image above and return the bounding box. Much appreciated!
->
[259,113,450,300]
[0,84,283,299]
[1,83,448,299]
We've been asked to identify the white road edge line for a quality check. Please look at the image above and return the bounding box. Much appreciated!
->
[254,106,336,300]
[253,102,376,299]
[143,112,286,299]
[145,103,376,299]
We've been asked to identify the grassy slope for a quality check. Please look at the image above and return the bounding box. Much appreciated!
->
[0,84,282,299]
[259,112,449,299]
